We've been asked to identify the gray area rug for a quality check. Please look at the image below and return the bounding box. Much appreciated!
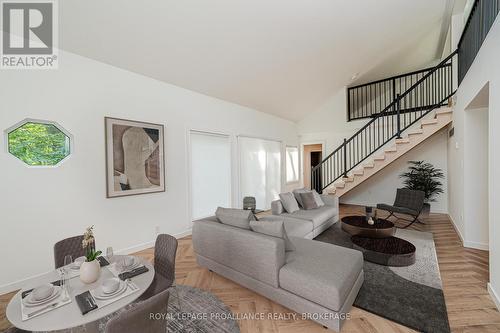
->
[167,285,240,333]
[26,285,240,333]
[315,223,451,333]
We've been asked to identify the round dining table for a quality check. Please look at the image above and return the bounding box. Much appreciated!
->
[6,255,154,332]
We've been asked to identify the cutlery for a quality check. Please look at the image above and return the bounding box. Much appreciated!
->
[88,294,97,308]
[126,279,137,291]
[27,301,60,318]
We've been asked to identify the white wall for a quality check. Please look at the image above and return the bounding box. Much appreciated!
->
[0,50,298,292]
[463,107,489,250]
[342,129,449,213]
[447,15,500,308]
[298,86,450,212]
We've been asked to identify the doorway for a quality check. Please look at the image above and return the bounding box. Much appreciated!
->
[303,144,323,190]
[464,82,490,251]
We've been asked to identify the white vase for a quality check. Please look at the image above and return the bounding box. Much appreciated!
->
[80,260,101,284]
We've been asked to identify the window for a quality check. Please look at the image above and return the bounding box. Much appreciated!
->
[239,136,281,210]
[6,119,71,166]
[286,146,299,183]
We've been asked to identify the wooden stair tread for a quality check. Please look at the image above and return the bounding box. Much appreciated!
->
[421,118,438,126]
[319,108,453,198]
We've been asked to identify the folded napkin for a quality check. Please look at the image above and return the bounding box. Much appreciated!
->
[75,291,98,315]
[22,280,62,299]
[118,265,149,280]
[97,256,110,267]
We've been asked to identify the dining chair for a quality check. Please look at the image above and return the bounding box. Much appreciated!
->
[105,290,169,333]
[138,234,178,301]
[54,235,95,269]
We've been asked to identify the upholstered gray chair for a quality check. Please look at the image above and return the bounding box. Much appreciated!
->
[243,196,256,212]
[54,235,94,269]
[138,234,178,301]
[105,290,169,333]
[377,188,426,228]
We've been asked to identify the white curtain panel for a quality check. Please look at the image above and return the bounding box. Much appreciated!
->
[190,131,232,220]
[239,136,281,210]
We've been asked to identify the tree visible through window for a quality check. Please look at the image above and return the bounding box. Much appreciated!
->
[7,121,71,166]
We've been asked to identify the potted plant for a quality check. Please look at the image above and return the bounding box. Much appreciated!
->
[80,225,102,284]
[400,160,444,217]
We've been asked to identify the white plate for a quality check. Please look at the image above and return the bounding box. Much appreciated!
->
[93,281,127,300]
[70,256,86,270]
[32,284,54,301]
[23,286,62,307]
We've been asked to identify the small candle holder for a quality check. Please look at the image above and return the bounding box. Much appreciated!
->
[365,206,375,225]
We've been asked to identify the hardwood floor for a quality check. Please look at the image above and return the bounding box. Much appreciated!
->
[1,204,499,332]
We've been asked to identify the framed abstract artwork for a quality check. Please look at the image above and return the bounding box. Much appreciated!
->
[105,117,165,198]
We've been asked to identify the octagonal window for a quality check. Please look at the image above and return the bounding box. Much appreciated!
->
[6,119,71,166]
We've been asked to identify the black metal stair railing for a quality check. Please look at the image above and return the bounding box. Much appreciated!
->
[347,65,450,121]
[311,50,457,193]
[458,0,500,84]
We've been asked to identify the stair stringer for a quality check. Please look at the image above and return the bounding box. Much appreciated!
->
[327,107,453,197]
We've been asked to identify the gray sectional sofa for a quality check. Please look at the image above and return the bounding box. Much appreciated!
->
[192,195,364,331]
[272,192,339,238]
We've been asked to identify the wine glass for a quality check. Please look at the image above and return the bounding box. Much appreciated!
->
[106,247,114,263]
[63,255,73,272]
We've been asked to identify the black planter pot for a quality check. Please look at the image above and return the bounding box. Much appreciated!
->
[420,203,431,218]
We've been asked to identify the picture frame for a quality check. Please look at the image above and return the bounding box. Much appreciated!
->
[105,117,165,198]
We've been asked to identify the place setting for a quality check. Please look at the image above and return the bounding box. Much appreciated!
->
[20,280,72,321]
[74,255,149,315]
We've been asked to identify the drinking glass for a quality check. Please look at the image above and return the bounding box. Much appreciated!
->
[106,247,114,263]
[64,255,73,272]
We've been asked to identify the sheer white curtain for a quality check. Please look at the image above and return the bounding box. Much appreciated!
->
[190,131,231,220]
[239,136,281,210]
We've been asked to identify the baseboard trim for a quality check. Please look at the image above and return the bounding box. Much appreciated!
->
[488,283,500,311]
[447,215,489,250]
[448,214,464,244]
[0,228,193,295]
[463,240,489,251]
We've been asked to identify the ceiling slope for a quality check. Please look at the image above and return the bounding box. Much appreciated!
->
[60,0,451,121]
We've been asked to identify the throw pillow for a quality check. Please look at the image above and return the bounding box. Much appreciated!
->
[300,192,319,210]
[279,192,300,213]
[250,216,296,251]
[292,188,310,207]
[215,207,255,229]
[312,190,325,207]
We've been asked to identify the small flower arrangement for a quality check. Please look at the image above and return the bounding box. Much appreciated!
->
[82,225,102,262]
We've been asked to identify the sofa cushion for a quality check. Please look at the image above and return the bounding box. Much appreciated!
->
[282,205,338,228]
[300,192,319,210]
[312,190,325,207]
[292,188,309,207]
[216,207,255,229]
[279,237,363,311]
[251,216,296,252]
[283,218,313,238]
[279,192,300,213]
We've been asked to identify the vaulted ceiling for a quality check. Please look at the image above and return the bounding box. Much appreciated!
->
[59,0,455,121]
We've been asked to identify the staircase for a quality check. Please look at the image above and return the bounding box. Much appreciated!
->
[311,50,457,196]
[329,107,452,196]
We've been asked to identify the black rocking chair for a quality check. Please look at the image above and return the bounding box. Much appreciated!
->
[377,188,426,228]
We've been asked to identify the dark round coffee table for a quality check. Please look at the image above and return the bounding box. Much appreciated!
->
[352,236,416,267]
[341,215,395,238]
